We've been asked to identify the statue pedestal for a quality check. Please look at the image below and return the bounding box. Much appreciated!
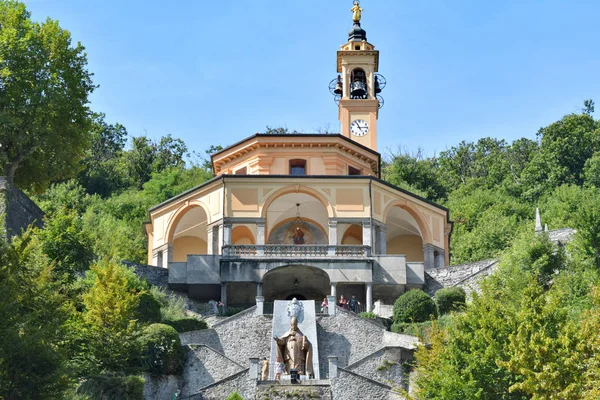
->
[270,299,320,380]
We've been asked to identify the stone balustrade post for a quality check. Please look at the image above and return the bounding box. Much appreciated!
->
[249,358,259,380]
[328,356,338,379]
[255,296,264,316]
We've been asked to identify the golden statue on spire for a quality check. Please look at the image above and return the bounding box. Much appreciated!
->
[351,1,363,23]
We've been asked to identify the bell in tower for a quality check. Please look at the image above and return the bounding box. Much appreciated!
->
[328,1,387,151]
[350,68,367,99]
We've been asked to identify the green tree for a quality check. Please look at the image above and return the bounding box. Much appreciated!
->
[382,149,446,200]
[0,0,95,192]
[71,261,142,377]
[0,232,72,399]
[78,113,129,197]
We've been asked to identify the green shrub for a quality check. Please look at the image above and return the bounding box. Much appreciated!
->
[225,392,244,400]
[435,287,466,315]
[164,317,208,333]
[223,306,245,317]
[137,324,184,375]
[393,289,437,324]
[359,311,377,319]
[136,291,162,324]
[77,374,144,400]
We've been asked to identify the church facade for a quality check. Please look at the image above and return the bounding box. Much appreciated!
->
[144,12,453,311]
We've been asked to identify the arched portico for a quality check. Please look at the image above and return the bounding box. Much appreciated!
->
[165,203,210,263]
[262,265,330,302]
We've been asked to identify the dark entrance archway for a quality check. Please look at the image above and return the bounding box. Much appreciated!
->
[262,265,330,302]
[285,294,307,300]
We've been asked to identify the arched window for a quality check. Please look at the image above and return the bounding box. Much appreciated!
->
[289,159,306,175]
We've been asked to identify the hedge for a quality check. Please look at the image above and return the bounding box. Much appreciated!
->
[137,323,185,375]
[163,317,208,333]
[435,287,466,315]
[393,289,437,324]
[77,374,144,400]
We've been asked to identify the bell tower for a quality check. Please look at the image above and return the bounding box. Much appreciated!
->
[329,1,385,151]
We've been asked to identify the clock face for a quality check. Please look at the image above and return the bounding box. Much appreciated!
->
[350,119,369,137]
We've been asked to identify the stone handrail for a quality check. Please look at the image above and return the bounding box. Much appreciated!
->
[222,244,370,258]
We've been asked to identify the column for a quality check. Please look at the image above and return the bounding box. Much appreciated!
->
[328,219,338,256]
[328,356,339,379]
[213,224,221,255]
[256,282,263,297]
[161,244,172,268]
[207,225,214,255]
[327,295,336,316]
[249,358,259,380]
[362,221,372,246]
[330,282,337,297]
[435,250,446,268]
[379,225,387,255]
[223,222,232,247]
[220,282,227,308]
[256,220,265,256]
[366,282,373,312]
[423,244,435,270]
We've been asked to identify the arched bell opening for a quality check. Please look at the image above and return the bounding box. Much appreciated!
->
[385,207,424,262]
[350,68,368,99]
[262,265,330,302]
[171,206,208,262]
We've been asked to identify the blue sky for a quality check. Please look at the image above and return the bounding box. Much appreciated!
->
[24,0,600,159]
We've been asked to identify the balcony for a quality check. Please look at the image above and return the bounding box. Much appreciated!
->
[221,244,371,258]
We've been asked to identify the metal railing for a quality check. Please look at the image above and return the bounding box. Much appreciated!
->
[222,244,370,258]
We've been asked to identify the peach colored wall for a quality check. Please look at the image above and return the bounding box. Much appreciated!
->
[386,235,424,262]
[173,236,207,262]
[232,225,255,244]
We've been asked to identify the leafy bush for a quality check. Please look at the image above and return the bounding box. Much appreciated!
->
[393,290,437,324]
[435,287,466,315]
[137,324,184,375]
[77,374,144,400]
[136,292,162,324]
[359,311,377,319]
[223,306,245,317]
[392,315,454,343]
[163,317,208,333]
[149,286,188,321]
[225,392,244,400]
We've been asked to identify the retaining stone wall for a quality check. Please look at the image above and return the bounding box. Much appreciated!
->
[345,347,411,390]
[332,369,405,400]
[0,177,44,239]
[424,259,497,296]
[180,307,272,368]
[189,370,255,400]
[256,382,332,400]
[181,345,245,397]
[317,308,386,377]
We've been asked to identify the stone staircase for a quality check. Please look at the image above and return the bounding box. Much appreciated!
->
[147,304,418,399]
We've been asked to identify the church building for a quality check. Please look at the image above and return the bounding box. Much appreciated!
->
[144,7,453,312]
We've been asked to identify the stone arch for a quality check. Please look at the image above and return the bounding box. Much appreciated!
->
[260,186,334,219]
[231,225,255,245]
[382,200,432,244]
[165,201,211,243]
[166,203,210,262]
[261,265,331,302]
[341,224,363,245]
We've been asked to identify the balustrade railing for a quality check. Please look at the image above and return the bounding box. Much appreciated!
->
[222,244,370,258]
